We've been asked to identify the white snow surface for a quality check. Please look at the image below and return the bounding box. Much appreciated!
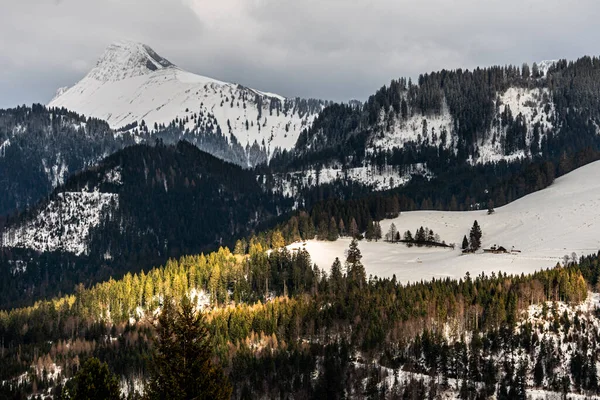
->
[2,192,118,255]
[49,41,319,159]
[290,159,600,282]
[537,59,559,76]
[264,163,432,198]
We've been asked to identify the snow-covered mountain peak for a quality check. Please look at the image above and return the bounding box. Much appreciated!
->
[49,41,326,166]
[88,40,175,82]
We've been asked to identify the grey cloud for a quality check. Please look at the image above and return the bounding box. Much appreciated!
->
[1,0,600,108]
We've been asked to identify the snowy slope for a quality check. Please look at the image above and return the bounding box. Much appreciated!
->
[1,191,118,256]
[262,163,432,199]
[369,86,555,164]
[290,159,600,282]
[49,41,323,164]
[1,167,122,256]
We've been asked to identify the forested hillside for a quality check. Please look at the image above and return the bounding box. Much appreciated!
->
[271,57,600,175]
[0,105,133,215]
[1,237,599,399]
[0,141,292,308]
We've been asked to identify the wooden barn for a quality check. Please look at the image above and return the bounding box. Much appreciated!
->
[483,245,509,254]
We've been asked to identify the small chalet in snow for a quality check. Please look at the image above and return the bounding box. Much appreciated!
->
[483,245,509,254]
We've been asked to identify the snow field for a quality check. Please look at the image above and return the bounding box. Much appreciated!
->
[290,159,600,283]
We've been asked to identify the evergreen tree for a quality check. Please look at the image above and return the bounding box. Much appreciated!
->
[462,235,469,251]
[346,239,365,289]
[534,358,544,387]
[469,221,482,251]
[234,239,247,256]
[487,199,495,215]
[365,219,375,241]
[415,226,426,243]
[374,221,382,242]
[317,218,329,241]
[328,217,339,241]
[330,257,344,296]
[146,296,232,400]
[62,357,121,400]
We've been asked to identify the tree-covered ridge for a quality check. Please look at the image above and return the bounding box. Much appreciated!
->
[272,56,600,172]
[0,142,294,308]
[0,238,596,398]
[0,104,134,215]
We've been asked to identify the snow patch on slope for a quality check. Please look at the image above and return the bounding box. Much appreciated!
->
[2,192,118,255]
[475,87,555,164]
[86,40,174,82]
[265,164,432,198]
[371,103,453,153]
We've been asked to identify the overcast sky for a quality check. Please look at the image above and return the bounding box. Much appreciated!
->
[1,0,599,108]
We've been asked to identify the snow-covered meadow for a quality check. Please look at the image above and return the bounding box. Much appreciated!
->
[290,159,600,283]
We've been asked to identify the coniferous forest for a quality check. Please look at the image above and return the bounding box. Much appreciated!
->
[0,236,598,399]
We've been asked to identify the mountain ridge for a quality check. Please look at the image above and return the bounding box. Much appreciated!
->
[49,41,326,166]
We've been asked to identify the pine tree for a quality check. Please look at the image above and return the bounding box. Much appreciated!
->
[365,219,375,241]
[533,358,544,387]
[234,239,247,255]
[487,199,495,215]
[146,296,232,400]
[330,257,344,296]
[462,235,469,251]
[404,230,414,247]
[317,218,329,241]
[469,221,482,251]
[346,239,365,289]
[374,221,382,242]
[62,357,121,400]
[415,226,426,243]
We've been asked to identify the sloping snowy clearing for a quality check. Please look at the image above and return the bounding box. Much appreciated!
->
[290,159,600,283]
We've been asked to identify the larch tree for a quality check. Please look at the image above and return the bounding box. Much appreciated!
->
[271,230,285,249]
[349,217,359,238]
[387,223,397,242]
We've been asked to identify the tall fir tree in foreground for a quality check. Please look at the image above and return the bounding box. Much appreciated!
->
[145,296,232,400]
